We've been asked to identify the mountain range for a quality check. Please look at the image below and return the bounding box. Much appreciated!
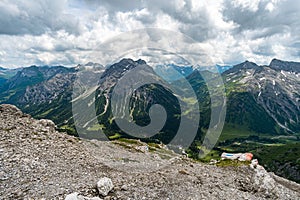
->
[0,58,298,135]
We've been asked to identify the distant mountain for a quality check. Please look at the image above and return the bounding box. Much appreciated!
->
[223,59,300,134]
[216,64,233,73]
[86,58,182,142]
[0,67,21,84]
[269,58,300,73]
[75,62,104,71]
[154,64,194,82]
[194,64,233,74]
[0,65,75,104]
[0,58,299,137]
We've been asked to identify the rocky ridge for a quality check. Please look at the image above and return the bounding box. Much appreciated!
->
[0,104,300,199]
[224,59,300,133]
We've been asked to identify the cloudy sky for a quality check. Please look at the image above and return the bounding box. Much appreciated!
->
[0,0,299,68]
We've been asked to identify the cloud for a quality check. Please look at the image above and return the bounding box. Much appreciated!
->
[223,0,300,35]
[0,0,81,36]
[0,0,299,68]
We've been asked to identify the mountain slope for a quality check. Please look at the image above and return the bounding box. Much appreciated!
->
[0,58,299,136]
[223,59,300,134]
[1,104,299,199]
[80,58,183,143]
[0,65,75,104]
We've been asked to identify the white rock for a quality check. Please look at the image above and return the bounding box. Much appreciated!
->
[89,197,102,200]
[252,165,276,195]
[250,159,259,169]
[65,193,103,200]
[37,119,56,130]
[97,177,114,196]
[65,192,79,200]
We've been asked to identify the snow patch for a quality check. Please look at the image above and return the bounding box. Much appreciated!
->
[280,70,287,77]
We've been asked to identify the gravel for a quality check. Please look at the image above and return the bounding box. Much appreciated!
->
[1,104,299,199]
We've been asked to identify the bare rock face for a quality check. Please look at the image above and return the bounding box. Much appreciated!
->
[252,165,277,196]
[0,104,300,199]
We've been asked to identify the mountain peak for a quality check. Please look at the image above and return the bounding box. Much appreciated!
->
[223,60,260,74]
[76,62,104,71]
[136,59,147,65]
[101,58,149,80]
[269,58,284,66]
[269,58,300,72]
[118,58,147,65]
[118,58,135,65]
[235,60,259,69]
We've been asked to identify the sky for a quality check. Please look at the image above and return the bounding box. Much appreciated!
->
[0,0,299,68]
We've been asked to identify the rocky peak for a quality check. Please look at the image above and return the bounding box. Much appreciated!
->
[223,60,262,75]
[76,62,104,71]
[135,59,147,65]
[17,65,39,77]
[10,65,73,83]
[100,58,148,80]
[269,58,300,73]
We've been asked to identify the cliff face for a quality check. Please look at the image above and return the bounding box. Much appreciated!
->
[0,104,299,199]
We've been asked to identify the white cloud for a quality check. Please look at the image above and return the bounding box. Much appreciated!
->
[0,0,299,68]
[231,0,262,12]
[0,0,82,36]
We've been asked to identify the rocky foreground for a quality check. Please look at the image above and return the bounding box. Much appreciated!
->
[0,104,300,199]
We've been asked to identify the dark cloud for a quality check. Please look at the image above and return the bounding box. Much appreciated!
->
[81,0,218,42]
[81,0,144,12]
[0,0,81,36]
[223,0,300,38]
[144,0,216,42]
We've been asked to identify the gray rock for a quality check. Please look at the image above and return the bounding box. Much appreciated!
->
[97,177,114,196]
[65,192,79,200]
[252,165,276,196]
[65,192,102,200]
[37,119,56,130]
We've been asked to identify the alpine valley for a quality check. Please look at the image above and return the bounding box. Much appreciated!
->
[0,58,299,183]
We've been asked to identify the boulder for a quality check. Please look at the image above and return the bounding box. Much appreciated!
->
[252,165,276,195]
[97,177,114,196]
[65,192,102,200]
[65,192,78,200]
[36,119,56,131]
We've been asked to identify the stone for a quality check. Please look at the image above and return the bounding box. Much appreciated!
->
[65,192,103,200]
[252,165,276,195]
[97,177,114,196]
[250,159,259,169]
[37,119,56,130]
[65,192,78,200]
